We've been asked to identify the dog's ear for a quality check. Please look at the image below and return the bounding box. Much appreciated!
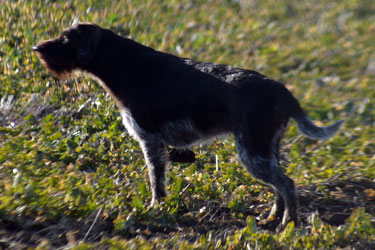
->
[77,24,102,65]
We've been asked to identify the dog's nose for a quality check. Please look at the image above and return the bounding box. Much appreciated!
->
[32,46,40,52]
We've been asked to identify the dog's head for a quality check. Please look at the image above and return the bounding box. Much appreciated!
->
[33,23,102,79]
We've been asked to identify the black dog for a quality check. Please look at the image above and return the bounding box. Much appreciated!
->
[33,23,344,227]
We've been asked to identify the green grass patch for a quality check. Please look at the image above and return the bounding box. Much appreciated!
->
[1,0,375,248]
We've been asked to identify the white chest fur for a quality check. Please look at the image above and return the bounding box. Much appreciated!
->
[120,108,144,140]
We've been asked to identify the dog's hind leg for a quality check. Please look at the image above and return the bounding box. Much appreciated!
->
[267,189,285,222]
[267,130,286,222]
[235,130,297,227]
[139,140,168,206]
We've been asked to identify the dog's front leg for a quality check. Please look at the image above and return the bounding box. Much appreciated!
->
[139,140,168,206]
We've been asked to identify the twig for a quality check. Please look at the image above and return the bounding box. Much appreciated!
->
[216,154,219,172]
[141,163,147,172]
[82,207,103,243]
[180,183,191,195]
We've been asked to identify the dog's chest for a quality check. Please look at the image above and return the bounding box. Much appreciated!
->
[120,108,145,140]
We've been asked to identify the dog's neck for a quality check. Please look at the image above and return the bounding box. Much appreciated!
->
[82,29,155,109]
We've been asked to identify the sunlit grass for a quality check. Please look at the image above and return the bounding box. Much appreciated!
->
[1,0,375,248]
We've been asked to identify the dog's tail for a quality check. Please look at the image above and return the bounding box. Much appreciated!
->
[273,83,344,140]
[294,115,345,140]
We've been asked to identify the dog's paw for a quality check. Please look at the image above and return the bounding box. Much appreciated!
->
[257,216,280,231]
[167,148,195,163]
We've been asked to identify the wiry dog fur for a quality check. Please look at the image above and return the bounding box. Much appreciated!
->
[33,23,344,227]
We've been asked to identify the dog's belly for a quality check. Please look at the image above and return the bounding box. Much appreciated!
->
[159,118,231,148]
[121,109,225,147]
[158,119,205,147]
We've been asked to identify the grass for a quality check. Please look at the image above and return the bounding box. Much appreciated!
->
[1,0,375,249]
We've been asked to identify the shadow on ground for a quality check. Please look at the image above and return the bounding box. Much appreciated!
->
[1,177,374,249]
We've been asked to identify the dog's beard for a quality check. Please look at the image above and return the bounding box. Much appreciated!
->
[36,53,74,80]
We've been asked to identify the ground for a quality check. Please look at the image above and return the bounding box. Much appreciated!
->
[1,177,374,249]
[1,0,375,249]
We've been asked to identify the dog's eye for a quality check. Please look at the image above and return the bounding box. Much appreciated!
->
[62,35,69,44]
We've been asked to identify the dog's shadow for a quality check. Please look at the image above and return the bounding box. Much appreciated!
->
[120,177,375,240]
[297,177,375,226]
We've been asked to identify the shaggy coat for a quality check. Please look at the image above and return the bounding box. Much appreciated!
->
[33,23,344,227]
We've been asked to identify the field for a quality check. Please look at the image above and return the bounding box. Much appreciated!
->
[1,0,375,249]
